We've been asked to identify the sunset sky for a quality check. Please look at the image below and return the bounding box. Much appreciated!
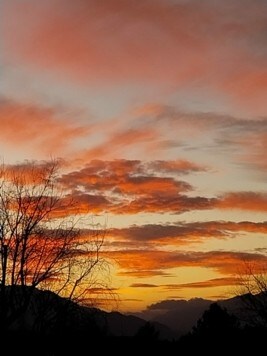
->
[1,0,267,312]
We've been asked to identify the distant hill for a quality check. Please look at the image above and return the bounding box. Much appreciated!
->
[93,309,174,339]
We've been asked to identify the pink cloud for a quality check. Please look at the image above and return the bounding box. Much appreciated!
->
[0,99,89,156]
[237,131,267,171]
[3,0,267,114]
[2,0,209,83]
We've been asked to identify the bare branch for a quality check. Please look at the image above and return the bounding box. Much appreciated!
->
[0,160,109,331]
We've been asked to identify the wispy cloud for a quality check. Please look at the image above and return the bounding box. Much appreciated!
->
[163,277,240,290]
[0,99,89,157]
[130,283,159,288]
[129,277,239,290]
[129,104,267,172]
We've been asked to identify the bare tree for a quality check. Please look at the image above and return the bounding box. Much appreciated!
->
[0,160,107,331]
[237,262,267,328]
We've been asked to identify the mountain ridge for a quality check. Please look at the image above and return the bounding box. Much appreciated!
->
[133,293,267,336]
[1,286,265,339]
[0,286,175,339]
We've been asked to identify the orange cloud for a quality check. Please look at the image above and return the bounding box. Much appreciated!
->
[113,195,214,215]
[217,192,267,212]
[117,270,171,278]
[4,157,262,216]
[59,160,267,215]
[6,159,267,218]
[68,190,267,215]
[59,159,214,215]
[130,277,240,291]
[60,159,203,193]
[129,277,239,290]
[109,221,267,245]
[58,193,114,216]
[148,160,208,174]
[1,159,210,218]
[105,250,267,277]
[1,160,61,184]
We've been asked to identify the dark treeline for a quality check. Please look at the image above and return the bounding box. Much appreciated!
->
[3,302,267,355]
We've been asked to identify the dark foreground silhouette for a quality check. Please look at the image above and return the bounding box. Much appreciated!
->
[1,288,267,355]
[4,321,267,355]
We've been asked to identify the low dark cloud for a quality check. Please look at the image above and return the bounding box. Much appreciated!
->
[163,277,239,289]
[130,283,158,288]
[146,299,205,311]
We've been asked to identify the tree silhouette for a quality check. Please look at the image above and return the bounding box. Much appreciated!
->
[135,322,159,341]
[193,303,239,337]
[178,303,240,352]
[0,160,107,331]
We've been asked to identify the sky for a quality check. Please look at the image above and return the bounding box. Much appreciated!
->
[1,0,267,312]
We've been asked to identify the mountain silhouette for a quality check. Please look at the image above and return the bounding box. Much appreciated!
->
[1,286,266,341]
[0,286,174,339]
[134,293,267,336]
[134,298,212,336]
